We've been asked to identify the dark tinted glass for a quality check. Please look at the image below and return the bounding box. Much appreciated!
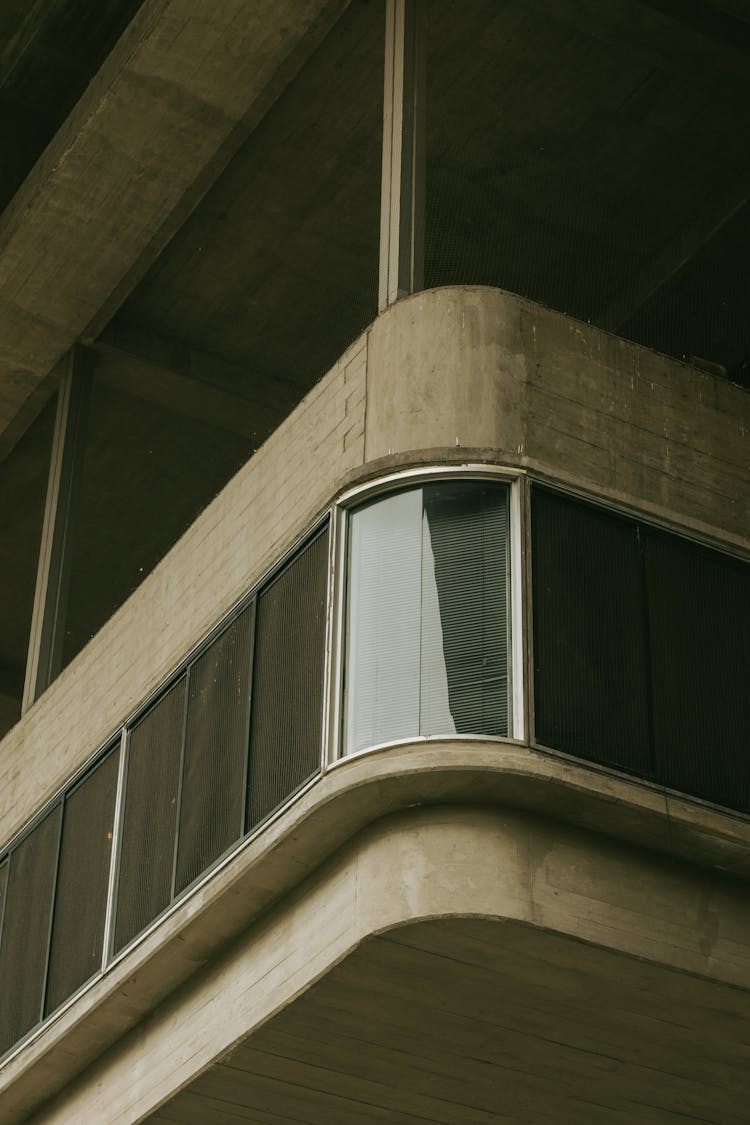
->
[175,604,255,894]
[532,488,652,774]
[113,677,186,952]
[345,482,510,753]
[645,531,750,811]
[246,529,328,830]
[45,749,119,1015]
[0,861,6,939]
[0,805,62,1055]
[424,483,510,735]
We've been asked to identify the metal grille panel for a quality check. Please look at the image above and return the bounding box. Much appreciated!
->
[44,748,119,1015]
[175,604,255,894]
[246,529,328,830]
[532,488,652,775]
[0,805,62,1055]
[645,531,750,811]
[113,677,186,953]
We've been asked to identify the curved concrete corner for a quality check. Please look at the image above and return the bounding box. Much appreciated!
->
[3,746,749,1122]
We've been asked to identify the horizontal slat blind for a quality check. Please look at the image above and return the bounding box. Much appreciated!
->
[423,482,509,736]
[345,481,510,754]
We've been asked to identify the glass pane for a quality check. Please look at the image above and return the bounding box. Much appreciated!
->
[531,488,652,774]
[113,678,186,953]
[345,481,510,754]
[45,748,118,1015]
[175,604,255,894]
[0,805,62,1056]
[645,531,750,812]
[246,529,329,830]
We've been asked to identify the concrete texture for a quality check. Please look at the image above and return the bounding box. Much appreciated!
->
[7,804,748,1123]
[2,286,747,848]
[1,287,747,1119]
[0,0,350,456]
[2,743,750,1120]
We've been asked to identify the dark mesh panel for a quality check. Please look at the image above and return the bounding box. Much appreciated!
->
[424,482,510,736]
[175,604,255,894]
[113,678,186,952]
[532,489,651,774]
[645,532,750,812]
[246,529,328,830]
[44,749,119,1015]
[0,861,6,939]
[0,805,62,1055]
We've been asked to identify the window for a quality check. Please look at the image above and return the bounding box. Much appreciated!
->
[344,479,511,754]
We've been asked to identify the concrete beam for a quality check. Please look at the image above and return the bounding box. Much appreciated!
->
[597,173,750,331]
[92,342,291,444]
[0,0,350,457]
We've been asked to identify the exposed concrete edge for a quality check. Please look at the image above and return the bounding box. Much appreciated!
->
[0,0,351,452]
[16,802,750,1124]
[3,744,750,1119]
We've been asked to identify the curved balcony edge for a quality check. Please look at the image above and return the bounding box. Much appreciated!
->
[1,739,749,1120]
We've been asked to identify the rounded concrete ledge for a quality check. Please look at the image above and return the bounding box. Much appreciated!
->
[3,741,750,1122]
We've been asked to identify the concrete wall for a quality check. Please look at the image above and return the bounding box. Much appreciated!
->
[8,801,750,1123]
[1,285,748,1120]
[2,285,748,846]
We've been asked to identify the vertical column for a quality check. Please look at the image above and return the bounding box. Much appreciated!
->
[22,347,92,712]
[379,0,426,311]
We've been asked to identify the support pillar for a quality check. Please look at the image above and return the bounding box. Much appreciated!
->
[22,348,92,712]
[378,0,426,311]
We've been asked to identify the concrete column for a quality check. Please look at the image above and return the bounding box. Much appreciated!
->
[22,348,92,712]
[378,0,426,311]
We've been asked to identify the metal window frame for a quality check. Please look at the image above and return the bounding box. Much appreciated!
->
[331,464,527,761]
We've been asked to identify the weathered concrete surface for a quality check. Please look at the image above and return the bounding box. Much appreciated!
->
[7,804,748,1123]
[0,0,350,458]
[2,286,747,851]
[0,285,748,1118]
[365,287,750,547]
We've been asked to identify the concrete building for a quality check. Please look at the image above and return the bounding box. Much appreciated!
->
[0,1,749,1122]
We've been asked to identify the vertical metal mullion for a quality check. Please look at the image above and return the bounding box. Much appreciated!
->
[101,727,130,967]
[379,0,426,311]
[241,598,258,835]
[23,347,93,713]
[520,477,535,746]
[509,477,526,742]
[321,514,338,770]
[329,507,349,762]
[38,801,65,1022]
[169,671,191,900]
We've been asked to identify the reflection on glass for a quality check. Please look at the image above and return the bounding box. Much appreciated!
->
[345,481,510,754]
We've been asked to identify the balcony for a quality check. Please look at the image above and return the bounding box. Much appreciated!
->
[0,287,748,1121]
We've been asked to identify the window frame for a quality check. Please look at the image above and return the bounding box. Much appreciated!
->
[329,465,527,763]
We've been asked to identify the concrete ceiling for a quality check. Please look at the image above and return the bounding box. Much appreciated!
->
[148,916,750,1124]
[1,0,749,735]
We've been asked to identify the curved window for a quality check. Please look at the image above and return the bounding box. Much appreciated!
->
[344,479,511,754]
